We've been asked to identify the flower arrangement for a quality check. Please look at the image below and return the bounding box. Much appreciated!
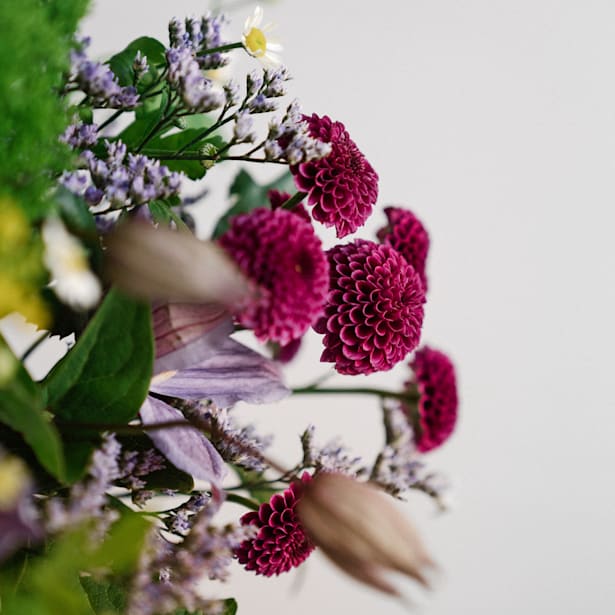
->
[0,3,459,614]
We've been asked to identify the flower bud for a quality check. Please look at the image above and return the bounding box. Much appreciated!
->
[296,472,435,596]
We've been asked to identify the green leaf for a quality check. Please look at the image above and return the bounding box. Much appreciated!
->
[212,170,296,238]
[144,128,226,180]
[0,337,65,481]
[108,37,167,87]
[80,577,127,615]
[45,289,153,424]
[232,466,279,505]
[172,601,237,615]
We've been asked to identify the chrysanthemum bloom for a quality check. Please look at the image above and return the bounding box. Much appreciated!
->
[235,472,315,575]
[291,114,379,238]
[407,346,458,452]
[315,240,425,375]
[219,207,329,344]
[377,206,430,292]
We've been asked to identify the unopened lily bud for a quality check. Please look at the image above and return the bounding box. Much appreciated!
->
[104,221,254,308]
[296,472,436,596]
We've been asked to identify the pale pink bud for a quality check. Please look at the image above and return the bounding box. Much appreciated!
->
[297,472,436,596]
[104,222,254,307]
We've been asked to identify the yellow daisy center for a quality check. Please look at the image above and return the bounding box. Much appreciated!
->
[245,27,267,57]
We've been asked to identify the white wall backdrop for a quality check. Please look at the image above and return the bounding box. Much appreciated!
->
[81,1,615,613]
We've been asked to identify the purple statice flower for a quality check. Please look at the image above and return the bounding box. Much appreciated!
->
[169,14,230,70]
[69,140,182,209]
[166,45,225,112]
[219,207,330,344]
[377,206,430,292]
[195,402,273,472]
[133,50,149,79]
[406,346,459,453]
[235,473,315,576]
[247,93,277,113]
[315,240,426,375]
[300,425,366,477]
[262,66,290,98]
[69,38,139,109]
[129,498,254,615]
[117,448,167,491]
[233,109,255,142]
[291,113,379,237]
[46,433,121,534]
[265,101,332,165]
[60,122,99,149]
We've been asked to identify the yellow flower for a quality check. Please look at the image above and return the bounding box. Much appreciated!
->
[0,455,30,510]
[297,472,436,596]
[242,6,282,66]
[0,197,30,252]
[0,275,49,328]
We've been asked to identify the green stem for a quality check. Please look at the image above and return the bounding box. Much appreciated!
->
[97,109,124,132]
[281,191,307,210]
[175,114,235,156]
[144,151,286,164]
[20,332,49,362]
[55,419,203,436]
[225,492,260,511]
[197,41,244,56]
[292,386,419,402]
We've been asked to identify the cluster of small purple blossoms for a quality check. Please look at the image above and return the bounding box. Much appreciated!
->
[300,425,366,477]
[69,38,139,109]
[46,434,121,534]
[60,122,99,149]
[62,140,182,208]
[166,45,225,112]
[200,403,273,472]
[245,67,290,113]
[291,113,379,238]
[169,14,229,70]
[235,473,315,576]
[116,448,167,491]
[219,206,329,345]
[264,100,332,164]
[315,240,426,375]
[133,50,149,79]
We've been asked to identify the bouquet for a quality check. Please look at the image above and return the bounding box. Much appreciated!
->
[0,2,459,613]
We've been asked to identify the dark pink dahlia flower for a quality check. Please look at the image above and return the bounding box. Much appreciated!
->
[235,473,315,576]
[219,207,329,344]
[291,114,379,238]
[408,346,458,452]
[314,240,425,375]
[377,206,430,292]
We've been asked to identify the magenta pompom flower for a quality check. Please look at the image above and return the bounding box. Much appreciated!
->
[219,207,329,344]
[315,240,426,375]
[377,206,430,292]
[235,473,315,576]
[291,114,379,238]
[407,346,458,452]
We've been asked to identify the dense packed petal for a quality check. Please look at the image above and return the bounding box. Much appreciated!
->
[219,207,329,344]
[315,240,425,375]
[235,473,314,575]
[377,206,430,292]
[408,346,458,452]
[291,114,379,238]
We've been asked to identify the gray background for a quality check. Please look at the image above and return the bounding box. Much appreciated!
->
[78,1,615,613]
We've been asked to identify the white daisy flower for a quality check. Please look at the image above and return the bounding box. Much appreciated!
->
[242,6,283,67]
[42,217,101,310]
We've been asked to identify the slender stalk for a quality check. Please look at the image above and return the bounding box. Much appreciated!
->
[225,492,260,511]
[20,332,49,362]
[97,109,124,132]
[197,41,244,56]
[281,191,307,210]
[293,386,419,403]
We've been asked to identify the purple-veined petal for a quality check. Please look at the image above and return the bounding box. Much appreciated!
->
[139,396,226,486]
[149,337,290,407]
[153,302,233,373]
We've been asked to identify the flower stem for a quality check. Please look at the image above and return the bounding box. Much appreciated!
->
[197,41,244,56]
[281,192,307,210]
[225,492,260,511]
[292,386,419,403]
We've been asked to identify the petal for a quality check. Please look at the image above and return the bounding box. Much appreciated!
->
[149,336,290,407]
[139,396,226,486]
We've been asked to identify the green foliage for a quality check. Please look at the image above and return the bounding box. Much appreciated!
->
[80,576,127,614]
[45,289,154,424]
[0,336,66,480]
[108,37,167,87]
[232,466,280,505]
[0,0,89,219]
[212,169,296,238]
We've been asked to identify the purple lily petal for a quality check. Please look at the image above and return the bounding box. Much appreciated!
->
[149,337,290,407]
[139,396,226,486]
[153,302,233,373]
